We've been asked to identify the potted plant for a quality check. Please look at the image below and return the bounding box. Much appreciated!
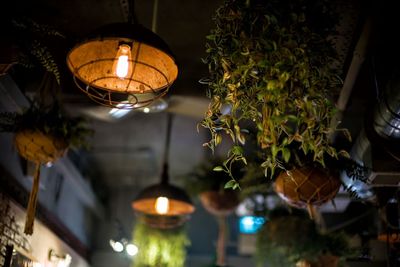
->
[256,209,353,267]
[0,73,92,235]
[132,219,190,267]
[200,0,350,190]
[187,158,245,266]
[188,158,245,214]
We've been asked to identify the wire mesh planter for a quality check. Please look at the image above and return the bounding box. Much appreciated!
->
[274,166,341,218]
[14,129,68,235]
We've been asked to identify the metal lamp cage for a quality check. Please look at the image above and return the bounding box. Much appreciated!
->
[141,214,190,230]
[66,23,178,109]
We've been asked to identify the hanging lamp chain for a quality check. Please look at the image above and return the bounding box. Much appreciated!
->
[161,113,173,184]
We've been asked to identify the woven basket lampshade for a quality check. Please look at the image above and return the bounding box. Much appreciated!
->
[199,191,239,217]
[132,164,195,229]
[14,129,67,235]
[274,166,341,217]
[67,23,178,109]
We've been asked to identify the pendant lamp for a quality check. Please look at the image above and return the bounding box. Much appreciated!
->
[66,0,178,109]
[132,114,195,228]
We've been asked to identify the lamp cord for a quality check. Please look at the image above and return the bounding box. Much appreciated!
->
[161,113,173,184]
[151,0,159,33]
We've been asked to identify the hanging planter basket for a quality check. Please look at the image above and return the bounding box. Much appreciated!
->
[199,191,239,217]
[199,190,239,266]
[274,166,341,217]
[14,129,67,235]
[14,129,68,163]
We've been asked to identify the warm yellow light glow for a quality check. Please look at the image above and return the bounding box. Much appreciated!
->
[155,196,169,214]
[114,44,132,79]
[126,243,139,256]
[116,55,129,78]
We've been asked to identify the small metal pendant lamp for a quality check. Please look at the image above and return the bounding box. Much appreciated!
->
[132,113,195,228]
[66,0,178,109]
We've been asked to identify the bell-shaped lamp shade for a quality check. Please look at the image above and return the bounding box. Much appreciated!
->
[132,165,195,216]
[66,23,178,108]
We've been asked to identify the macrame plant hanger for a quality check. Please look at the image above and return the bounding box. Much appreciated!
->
[14,73,67,235]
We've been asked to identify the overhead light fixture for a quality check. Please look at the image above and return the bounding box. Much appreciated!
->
[109,238,138,256]
[109,239,125,252]
[66,0,178,109]
[109,219,139,256]
[132,164,195,217]
[132,114,195,228]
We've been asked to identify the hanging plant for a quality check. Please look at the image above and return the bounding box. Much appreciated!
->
[200,0,350,188]
[132,220,190,267]
[256,209,353,267]
[1,17,64,83]
[186,158,246,213]
[186,158,245,266]
[0,73,92,235]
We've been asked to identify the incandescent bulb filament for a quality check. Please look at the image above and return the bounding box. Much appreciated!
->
[115,44,132,79]
[155,196,169,214]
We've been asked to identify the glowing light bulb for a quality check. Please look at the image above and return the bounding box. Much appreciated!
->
[110,240,124,252]
[126,243,138,256]
[143,107,150,113]
[114,44,132,79]
[155,196,169,214]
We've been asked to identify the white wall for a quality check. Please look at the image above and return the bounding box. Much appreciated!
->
[6,199,90,267]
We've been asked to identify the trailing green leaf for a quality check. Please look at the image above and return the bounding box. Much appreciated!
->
[200,0,348,184]
[185,157,245,196]
[10,17,64,84]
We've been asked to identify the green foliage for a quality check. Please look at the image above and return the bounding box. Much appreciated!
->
[185,157,245,196]
[256,209,352,267]
[0,103,92,149]
[201,0,350,186]
[11,17,64,84]
[132,221,190,267]
[238,163,272,199]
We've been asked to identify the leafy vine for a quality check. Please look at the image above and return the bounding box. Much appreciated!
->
[201,0,350,188]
